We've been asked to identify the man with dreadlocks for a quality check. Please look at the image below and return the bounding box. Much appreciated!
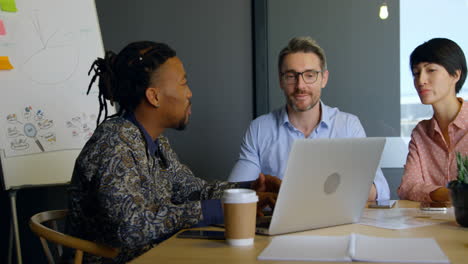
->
[67,41,280,263]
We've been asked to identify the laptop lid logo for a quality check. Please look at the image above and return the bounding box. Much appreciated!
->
[323,172,341,194]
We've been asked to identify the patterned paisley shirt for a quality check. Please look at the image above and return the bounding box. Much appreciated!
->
[68,116,238,263]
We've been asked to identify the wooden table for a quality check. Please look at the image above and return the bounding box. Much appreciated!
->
[130,201,468,264]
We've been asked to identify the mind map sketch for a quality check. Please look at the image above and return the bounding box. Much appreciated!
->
[6,106,55,153]
[0,0,106,157]
[66,113,96,142]
[20,8,80,85]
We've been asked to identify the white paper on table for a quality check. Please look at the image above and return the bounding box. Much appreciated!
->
[258,233,450,263]
[352,234,450,263]
[359,208,453,229]
[258,235,352,262]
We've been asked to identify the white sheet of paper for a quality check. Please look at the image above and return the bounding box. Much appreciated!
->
[353,234,450,263]
[258,233,450,263]
[258,235,352,262]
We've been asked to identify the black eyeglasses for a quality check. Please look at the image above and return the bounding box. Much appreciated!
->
[281,70,323,85]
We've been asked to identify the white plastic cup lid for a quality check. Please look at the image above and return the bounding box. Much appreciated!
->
[222,188,258,204]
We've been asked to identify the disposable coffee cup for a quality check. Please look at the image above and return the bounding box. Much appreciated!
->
[222,188,258,246]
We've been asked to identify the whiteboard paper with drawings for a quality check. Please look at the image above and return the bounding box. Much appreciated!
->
[0,0,111,189]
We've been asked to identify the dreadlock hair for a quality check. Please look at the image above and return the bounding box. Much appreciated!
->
[87,41,176,126]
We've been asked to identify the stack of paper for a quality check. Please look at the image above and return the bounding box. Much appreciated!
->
[258,233,450,263]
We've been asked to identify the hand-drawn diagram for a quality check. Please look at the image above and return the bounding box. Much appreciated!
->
[20,8,80,85]
[0,0,107,157]
[6,106,55,152]
[66,113,96,142]
[23,122,45,151]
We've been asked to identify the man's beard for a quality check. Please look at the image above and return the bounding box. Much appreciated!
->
[175,102,191,130]
[287,93,320,112]
[175,118,188,131]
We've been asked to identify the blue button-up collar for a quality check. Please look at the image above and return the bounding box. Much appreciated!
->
[123,111,159,157]
[279,101,330,137]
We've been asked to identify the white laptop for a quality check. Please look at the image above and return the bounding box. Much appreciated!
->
[256,137,386,235]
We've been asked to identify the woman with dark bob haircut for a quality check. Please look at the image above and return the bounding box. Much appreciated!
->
[398,38,468,202]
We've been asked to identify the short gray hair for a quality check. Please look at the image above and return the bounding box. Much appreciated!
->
[278,36,327,72]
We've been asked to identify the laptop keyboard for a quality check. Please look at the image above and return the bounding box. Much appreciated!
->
[256,215,272,228]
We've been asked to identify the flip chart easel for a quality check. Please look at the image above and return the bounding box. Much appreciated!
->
[0,0,105,263]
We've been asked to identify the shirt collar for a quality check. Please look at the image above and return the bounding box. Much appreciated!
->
[429,118,439,137]
[319,101,331,129]
[123,111,159,156]
[429,98,467,136]
[452,98,468,130]
[280,101,330,130]
[279,106,290,126]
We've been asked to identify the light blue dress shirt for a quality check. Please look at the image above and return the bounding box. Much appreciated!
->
[228,102,390,200]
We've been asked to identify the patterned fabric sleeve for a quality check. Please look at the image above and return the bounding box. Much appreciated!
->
[97,147,203,251]
[158,136,238,203]
[70,118,243,263]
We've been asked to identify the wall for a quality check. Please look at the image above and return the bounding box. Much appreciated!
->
[1,1,253,263]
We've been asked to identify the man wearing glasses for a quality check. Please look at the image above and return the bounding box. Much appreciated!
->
[228,36,389,201]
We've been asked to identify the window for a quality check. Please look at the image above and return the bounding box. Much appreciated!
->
[400,0,468,137]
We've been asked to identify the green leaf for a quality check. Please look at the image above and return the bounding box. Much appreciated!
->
[456,152,468,184]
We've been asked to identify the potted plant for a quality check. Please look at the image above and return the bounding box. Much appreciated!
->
[448,152,468,227]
